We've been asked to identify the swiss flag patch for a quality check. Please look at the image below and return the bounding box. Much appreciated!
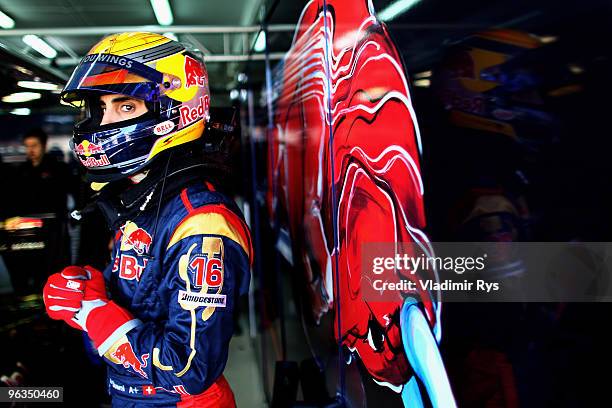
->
[142,385,156,396]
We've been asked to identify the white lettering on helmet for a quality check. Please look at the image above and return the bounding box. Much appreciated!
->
[81,54,134,69]
[178,95,210,127]
[153,120,176,136]
[79,154,111,168]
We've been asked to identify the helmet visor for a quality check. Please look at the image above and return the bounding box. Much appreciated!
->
[61,54,164,104]
[69,114,159,180]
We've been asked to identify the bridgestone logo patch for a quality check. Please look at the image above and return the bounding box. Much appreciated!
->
[178,290,226,308]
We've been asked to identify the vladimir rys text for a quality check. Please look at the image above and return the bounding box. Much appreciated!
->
[368,253,500,295]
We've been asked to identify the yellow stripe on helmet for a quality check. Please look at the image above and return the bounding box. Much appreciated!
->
[89,32,172,56]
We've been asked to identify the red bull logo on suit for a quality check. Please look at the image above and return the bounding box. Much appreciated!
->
[111,342,150,379]
[116,221,152,281]
[120,221,153,255]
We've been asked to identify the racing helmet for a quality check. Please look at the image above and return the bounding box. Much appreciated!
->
[432,29,558,155]
[61,32,210,182]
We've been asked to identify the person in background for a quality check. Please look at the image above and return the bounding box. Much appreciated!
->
[19,128,72,218]
[3,129,73,294]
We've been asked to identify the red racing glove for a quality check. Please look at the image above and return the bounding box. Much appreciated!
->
[44,265,141,355]
[43,266,89,330]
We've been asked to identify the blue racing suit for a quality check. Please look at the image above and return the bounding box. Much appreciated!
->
[97,180,251,407]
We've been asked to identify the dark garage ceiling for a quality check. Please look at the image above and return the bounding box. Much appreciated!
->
[0,0,609,112]
[0,0,277,106]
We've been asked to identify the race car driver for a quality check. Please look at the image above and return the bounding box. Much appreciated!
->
[42,32,251,407]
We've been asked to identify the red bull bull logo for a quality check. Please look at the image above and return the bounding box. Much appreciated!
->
[111,342,149,379]
[184,55,206,88]
[120,222,153,255]
[74,140,110,168]
[74,140,105,157]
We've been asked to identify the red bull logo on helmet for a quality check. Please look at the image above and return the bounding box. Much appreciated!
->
[111,342,150,379]
[179,95,210,127]
[79,155,111,168]
[75,140,105,157]
[184,55,206,88]
[74,140,110,168]
[120,221,153,255]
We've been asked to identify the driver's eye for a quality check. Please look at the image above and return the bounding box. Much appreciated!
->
[121,104,134,112]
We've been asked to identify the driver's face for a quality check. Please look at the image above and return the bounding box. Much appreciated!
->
[99,94,148,125]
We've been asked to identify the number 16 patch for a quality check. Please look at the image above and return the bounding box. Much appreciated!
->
[187,237,224,289]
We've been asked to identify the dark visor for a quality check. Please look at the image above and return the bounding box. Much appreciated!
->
[61,54,164,103]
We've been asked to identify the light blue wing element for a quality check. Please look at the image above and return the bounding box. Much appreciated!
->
[400,298,456,408]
